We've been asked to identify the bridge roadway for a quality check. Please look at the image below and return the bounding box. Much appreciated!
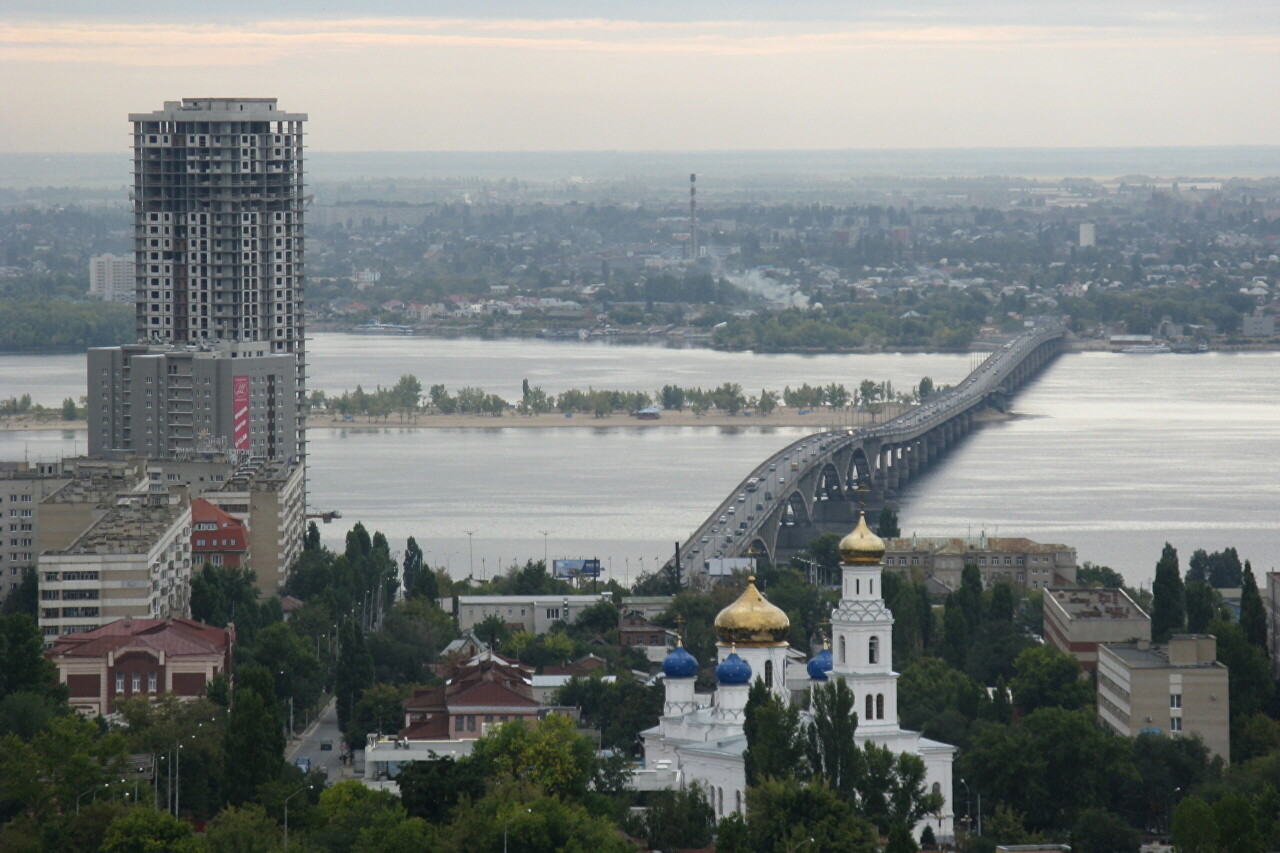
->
[671,324,1067,581]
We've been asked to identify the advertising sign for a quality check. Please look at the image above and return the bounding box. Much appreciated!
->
[232,375,250,450]
[553,558,602,579]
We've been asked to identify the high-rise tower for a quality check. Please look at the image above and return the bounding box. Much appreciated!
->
[129,98,307,460]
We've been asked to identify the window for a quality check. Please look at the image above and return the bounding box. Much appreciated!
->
[1170,717,1183,732]
[868,636,879,665]
[546,608,560,620]
[148,673,157,693]
[1170,693,1182,709]
[876,694,885,719]
[838,635,846,664]
[455,716,464,732]
[467,716,476,732]
[764,660,774,688]
[116,673,125,693]
[866,695,874,719]
[131,673,141,692]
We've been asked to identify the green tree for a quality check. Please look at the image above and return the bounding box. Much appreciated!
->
[1151,543,1185,643]
[398,755,490,824]
[1070,808,1140,853]
[471,715,596,801]
[336,619,375,733]
[744,777,878,853]
[443,779,631,853]
[877,506,901,538]
[804,678,861,802]
[101,807,199,853]
[202,804,280,853]
[1214,794,1261,853]
[1171,796,1217,853]
[402,536,425,598]
[1009,645,1092,714]
[347,684,409,750]
[222,667,284,805]
[744,679,806,786]
[61,397,78,420]
[639,783,716,850]
[0,613,63,701]
[1239,561,1268,650]
[886,821,919,853]
[1184,581,1218,634]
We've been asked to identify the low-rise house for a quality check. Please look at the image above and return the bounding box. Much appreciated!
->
[47,616,234,716]
[882,535,1076,592]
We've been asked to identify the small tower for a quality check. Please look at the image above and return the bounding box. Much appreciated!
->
[712,576,791,702]
[661,633,700,717]
[714,647,753,720]
[829,512,899,731]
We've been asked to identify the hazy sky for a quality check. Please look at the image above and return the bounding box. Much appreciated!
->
[3,1,1278,152]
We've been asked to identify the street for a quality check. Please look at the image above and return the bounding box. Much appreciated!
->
[286,697,347,780]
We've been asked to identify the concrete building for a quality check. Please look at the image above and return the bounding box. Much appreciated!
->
[451,593,613,635]
[38,489,193,643]
[1242,312,1275,338]
[0,460,70,599]
[1079,222,1096,248]
[190,498,248,569]
[1043,587,1150,672]
[87,342,298,461]
[47,617,234,716]
[883,535,1077,592]
[211,457,304,594]
[89,253,137,303]
[130,97,307,460]
[1096,635,1230,763]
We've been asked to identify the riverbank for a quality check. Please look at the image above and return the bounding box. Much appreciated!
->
[0,415,86,432]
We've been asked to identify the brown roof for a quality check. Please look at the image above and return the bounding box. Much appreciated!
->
[48,617,231,660]
[448,679,540,709]
[400,715,452,740]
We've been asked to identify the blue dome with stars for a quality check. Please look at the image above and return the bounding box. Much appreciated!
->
[715,651,753,685]
[662,643,699,679]
[807,646,833,681]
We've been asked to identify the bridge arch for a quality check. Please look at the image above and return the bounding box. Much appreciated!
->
[783,490,811,526]
[815,463,844,501]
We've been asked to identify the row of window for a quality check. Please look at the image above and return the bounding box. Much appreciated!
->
[836,634,881,666]
[453,713,520,732]
[115,672,159,694]
[4,495,33,503]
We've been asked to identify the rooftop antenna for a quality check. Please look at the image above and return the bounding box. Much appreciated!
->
[689,173,699,261]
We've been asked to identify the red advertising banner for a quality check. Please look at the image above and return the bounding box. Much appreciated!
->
[233,376,250,450]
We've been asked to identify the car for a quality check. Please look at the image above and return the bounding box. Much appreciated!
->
[700,536,709,543]
[738,493,747,502]
[769,463,777,471]
[296,756,311,772]
[727,507,736,516]
[320,739,333,751]
[778,477,786,484]
[719,515,727,523]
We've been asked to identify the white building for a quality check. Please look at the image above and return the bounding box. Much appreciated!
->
[1079,222,1096,248]
[639,514,955,841]
[89,254,136,303]
[452,593,613,635]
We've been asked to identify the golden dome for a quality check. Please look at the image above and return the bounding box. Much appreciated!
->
[839,512,885,565]
[714,576,790,646]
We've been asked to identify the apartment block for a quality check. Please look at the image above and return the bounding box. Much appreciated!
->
[1044,587,1150,672]
[1096,635,1230,763]
[211,457,304,594]
[190,498,249,570]
[89,253,137,303]
[87,342,298,461]
[0,461,70,599]
[882,535,1077,593]
[130,97,307,460]
[38,490,193,643]
[451,593,613,635]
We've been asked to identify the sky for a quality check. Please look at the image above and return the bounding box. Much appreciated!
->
[2,1,1279,153]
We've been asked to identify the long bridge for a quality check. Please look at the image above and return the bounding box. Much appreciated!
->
[672,323,1067,581]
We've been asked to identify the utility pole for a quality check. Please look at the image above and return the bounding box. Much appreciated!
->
[464,529,476,579]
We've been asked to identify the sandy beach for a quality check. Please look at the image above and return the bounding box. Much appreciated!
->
[312,405,908,430]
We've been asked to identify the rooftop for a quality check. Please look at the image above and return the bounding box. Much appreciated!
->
[44,471,143,507]
[51,496,186,555]
[1103,635,1223,669]
[1049,587,1148,620]
[219,457,301,491]
[47,617,230,659]
[884,536,1073,555]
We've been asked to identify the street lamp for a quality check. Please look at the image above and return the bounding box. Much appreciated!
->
[503,807,533,853]
[463,530,476,579]
[788,838,815,853]
[76,782,108,814]
[539,530,550,567]
[284,783,312,850]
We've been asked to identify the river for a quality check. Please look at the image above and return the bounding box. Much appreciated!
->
[2,337,1277,589]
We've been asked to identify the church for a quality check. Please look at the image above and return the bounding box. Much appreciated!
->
[640,513,955,841]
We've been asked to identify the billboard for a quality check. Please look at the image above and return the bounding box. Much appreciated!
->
[553,558,602,579]
[232,376,250,450]
[706,557,756,578]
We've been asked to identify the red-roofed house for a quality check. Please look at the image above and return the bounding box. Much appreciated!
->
[47,617,234,716]
[190,499,249,570]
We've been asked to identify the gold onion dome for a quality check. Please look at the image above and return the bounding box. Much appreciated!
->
[714,576,790,646]
[840,512,886,565]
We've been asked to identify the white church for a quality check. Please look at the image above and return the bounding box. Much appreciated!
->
[639,513,955,841]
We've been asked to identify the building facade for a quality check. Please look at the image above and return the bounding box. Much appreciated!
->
[1043,587,1150,672]
[190,498,248,569]
[47,617,234,716]
[87,342,298,461]
[0,461,70,599]
[452,593,613,635]
[211,457,304,594]
[130,97,307,460]
[882,535,1077,592]
[89,253,137,303]
[1096,635,1230,763]
[38,490,193,642]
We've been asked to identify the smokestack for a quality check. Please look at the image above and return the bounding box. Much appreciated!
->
[689,173,698,261]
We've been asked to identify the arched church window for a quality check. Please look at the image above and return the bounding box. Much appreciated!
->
[866,694,874,720]
[764,659,774,688]
[838,635,846,664]
[869,636,879,665]
[735,790,742,812]
[876,693,885,719]
[855,578,861,595]
[932,782,942,797]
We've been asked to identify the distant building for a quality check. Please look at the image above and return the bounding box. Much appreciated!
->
[47,616,234,716]
[89,254,136,303]
[190,498,248,570]
[882,535,1077,593]
[1241,313,1275,338]
[210,457,304,594]
[0,460,71,599]
[1078,223,1096,248]
[450,593,612,635]
[38,488,192,643]
[87,342,298,461]
[1043,587,1150,672]
[1097,635,1230,763]
[620,608,676,663]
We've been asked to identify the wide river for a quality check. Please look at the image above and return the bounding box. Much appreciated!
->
[2,336,1277,589]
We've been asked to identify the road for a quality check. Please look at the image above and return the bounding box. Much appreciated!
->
[287,697,346,779]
